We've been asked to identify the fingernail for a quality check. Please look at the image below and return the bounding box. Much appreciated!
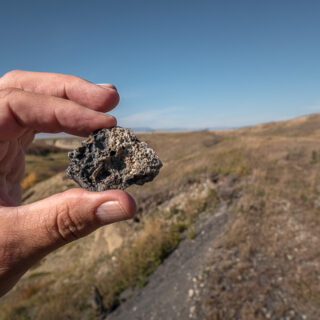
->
[95,201,127,225]
[97,83,118,91]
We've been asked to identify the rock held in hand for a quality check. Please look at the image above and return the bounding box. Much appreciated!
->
[66,127,162,191]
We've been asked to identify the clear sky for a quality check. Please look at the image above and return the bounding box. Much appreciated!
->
[0,0,320,129]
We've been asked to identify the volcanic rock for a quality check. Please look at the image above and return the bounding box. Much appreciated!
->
[66,127,162,191]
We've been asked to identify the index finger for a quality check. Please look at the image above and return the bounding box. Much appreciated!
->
[0,88,116,140]
[0,70,120,112]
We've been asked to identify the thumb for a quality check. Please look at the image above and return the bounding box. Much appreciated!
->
[11,189,136,265]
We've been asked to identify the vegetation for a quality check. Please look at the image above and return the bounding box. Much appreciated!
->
[23,145,69,190]
[203,124,320,319]
[1,113,320,319]
[0,189,215,320]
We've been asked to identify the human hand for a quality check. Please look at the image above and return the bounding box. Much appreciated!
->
[0,70,136,296]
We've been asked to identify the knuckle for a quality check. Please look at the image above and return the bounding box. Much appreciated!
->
[63,74,87,90]
[0,208,21,267]
[53,200,83,242]
[0,87,21,100]
[64,73,81,84]
[4,69,22,77]
[63,188,87,199]
[0,70,22,84]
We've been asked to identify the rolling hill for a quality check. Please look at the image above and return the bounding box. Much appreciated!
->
[1,113,320,320]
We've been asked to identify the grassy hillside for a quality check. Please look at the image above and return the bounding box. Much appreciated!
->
[1,114,320,319]
[22,144,70,192]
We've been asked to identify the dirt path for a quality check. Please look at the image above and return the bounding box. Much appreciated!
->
[107,204,230,320]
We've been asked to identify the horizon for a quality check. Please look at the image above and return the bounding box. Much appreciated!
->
[35,111,318,138]
[1,1,320,129]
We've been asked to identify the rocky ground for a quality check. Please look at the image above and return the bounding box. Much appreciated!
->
[107,204,230,320]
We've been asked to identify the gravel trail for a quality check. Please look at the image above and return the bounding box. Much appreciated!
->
[107,205,230,320]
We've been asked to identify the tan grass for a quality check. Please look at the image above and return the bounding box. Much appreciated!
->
[2,114,320,319]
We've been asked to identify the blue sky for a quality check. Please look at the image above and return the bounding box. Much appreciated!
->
[0,0,320,129]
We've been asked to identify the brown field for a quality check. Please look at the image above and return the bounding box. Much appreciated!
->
[1,114,320,319]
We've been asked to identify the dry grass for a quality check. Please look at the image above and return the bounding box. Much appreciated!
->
[0,192,214,320]
[2,114,320,319]
[202,125,320,319]
[21,172,38,190]
[24,151,69,186]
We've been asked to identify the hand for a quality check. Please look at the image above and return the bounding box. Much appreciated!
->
[0,70,136,296]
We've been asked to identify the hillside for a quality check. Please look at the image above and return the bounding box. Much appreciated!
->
[240,113,320,137]
[1,114,320,320]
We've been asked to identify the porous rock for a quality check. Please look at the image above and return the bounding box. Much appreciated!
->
[66,127,162,191]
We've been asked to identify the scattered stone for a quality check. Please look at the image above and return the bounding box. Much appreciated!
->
[188,289,194,298]
[189,305,196,316]
[66,127,162,191]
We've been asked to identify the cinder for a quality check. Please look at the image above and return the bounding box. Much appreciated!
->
[66,127,162,191]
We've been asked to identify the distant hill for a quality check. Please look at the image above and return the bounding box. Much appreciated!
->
[240,113,320,137]
[26,143,68,155]
[131,127,154,132]
[35,136,82,149]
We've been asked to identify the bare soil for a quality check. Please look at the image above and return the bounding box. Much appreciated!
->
[107,204,230,320]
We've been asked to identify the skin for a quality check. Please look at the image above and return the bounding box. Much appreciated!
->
[0,70,136,296]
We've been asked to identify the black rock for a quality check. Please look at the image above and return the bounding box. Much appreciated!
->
[66,127,162,191]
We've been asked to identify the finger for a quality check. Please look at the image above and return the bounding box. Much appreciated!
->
[1,189,136,273]
[0,88,116,140]
[0,70,119,112]
[97,83,118,90]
